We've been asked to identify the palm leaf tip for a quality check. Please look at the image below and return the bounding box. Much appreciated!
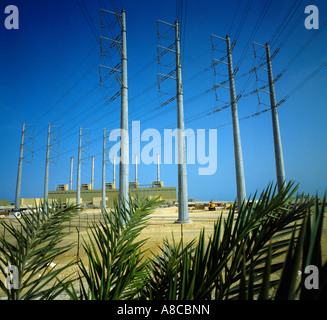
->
[0,203,79,300]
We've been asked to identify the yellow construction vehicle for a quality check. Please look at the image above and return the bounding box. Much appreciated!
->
[208,200,216,211]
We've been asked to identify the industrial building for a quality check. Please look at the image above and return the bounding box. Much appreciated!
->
[14,184,176,208]
[12,155,177,208]
[47,183,176,208]
[0,200,10,206]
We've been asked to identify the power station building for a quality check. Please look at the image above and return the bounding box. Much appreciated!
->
[12,151,177,209]
[14,183,176,208]
[47,182,177,208]
[15,155,176,208]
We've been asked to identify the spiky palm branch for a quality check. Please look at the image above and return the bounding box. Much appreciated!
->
[274,194,327,300]
[1,182,324,300]
[140,235,196,300]
[140,181,325,300]
[66,196,163,300]
[0,203,79,300]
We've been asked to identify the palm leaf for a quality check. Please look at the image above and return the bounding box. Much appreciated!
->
[0,202,79,300]
[67,195,163,300]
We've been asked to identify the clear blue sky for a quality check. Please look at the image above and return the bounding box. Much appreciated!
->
[0,0,326,203]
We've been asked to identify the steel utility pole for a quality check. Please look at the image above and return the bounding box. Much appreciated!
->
[70,157,73,190]
[252,41,286,191]
[91,156,95,189]
[44,124,59,210]
[75,127,90,207]
[212,34,246,210]
[15,122,34,211]
[99,8,129,209]
[135,154,138,183]
[102,129,106,213]
[266,42,285,191]
[15,122,25,210]
[156,19,191,223]
[157,153,160,182]
[76,127,82,207]
[44,124,51,209]
[113,155,116,187]
[226,35,247,210]
[119,10,129,209]
[175,20,190,223]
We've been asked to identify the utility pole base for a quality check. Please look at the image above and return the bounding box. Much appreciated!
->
[175,219,192,224]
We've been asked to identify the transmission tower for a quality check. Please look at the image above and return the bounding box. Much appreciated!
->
[91,156,95,190]
[253,41,286,191]
[156,19,191,224]
[76,127,90,207]
[100,8,129,209]
[211,34,246,210]
[101,128,113,213]
[15,122,35,210]
[44,123,60,210]
[70,157,74,191]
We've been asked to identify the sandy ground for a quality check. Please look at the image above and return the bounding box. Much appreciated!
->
[59,206,327,262]
[1,206,326,298]
[59,207,229,263]
[47,207,228,273]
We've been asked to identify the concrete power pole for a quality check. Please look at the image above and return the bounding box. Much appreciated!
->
[91,156,95,189]
[252,41,286,191]
[135,154,138,183]
[43,124,59,210]
[44,124,51,209]
[156,19,190,223]
[266,43,285,191]
[157,153,160,182]
[175,20,190,224]
[119,10,129,209]
[15,122,25,210]
[70,157,73,190]
[113,155,116,187]
[76,127,82,206]
[75,127,89,207]
[99,9,129,209]
[226,35,247,210]
[102,129,106,213]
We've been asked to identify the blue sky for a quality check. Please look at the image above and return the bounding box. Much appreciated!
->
[0,0,326,203]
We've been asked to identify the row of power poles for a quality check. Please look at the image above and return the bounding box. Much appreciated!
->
[14,9,285,221]
[211,34,285,210]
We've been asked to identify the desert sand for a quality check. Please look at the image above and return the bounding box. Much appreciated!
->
[1,205,326,299]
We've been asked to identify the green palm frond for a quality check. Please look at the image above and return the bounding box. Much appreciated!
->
[141,235,196,300]
[141,181,318,300]
[1,182,323,301]
[67,195,163,300]
[0,202,79,300]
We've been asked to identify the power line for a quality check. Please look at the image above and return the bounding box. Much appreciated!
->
[277,59,327,107]
[228,0,241,36]
[77,0,100,40]
[233,0,253,44]
[21,2,327,187]
[32,55,102,140]
[235,0,272,72]
[276,19,327,81]
[33,56,327,193]
[26,43,98,126]
[269,0,303,49]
